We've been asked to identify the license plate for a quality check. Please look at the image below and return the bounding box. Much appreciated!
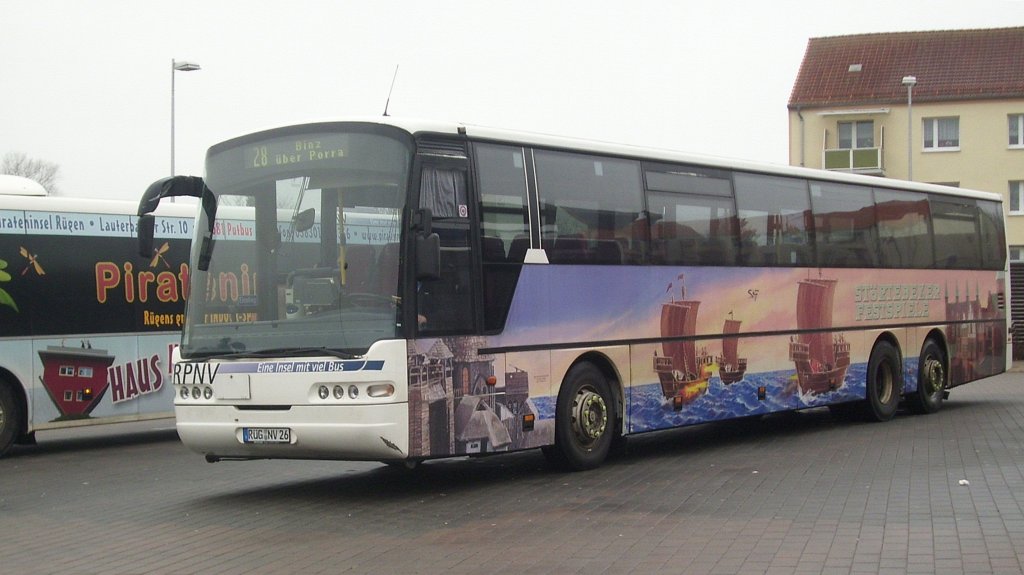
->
[242,427,291,444]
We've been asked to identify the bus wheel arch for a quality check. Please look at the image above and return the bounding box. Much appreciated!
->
[861,335,902,422]
[0,371,27,457]
[907,332,948,415]
[544,355,621,471]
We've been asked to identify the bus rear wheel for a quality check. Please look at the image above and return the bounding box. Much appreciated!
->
[545,362,615,471]
[861,341,901,422]
[0,381,23,457]
[907,339,946,414]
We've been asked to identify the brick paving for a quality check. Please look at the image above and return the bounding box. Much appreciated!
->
[2,369,1024,574]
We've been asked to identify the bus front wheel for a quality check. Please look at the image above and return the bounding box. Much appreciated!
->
[0,381,23,457]
[545,362,615,471]
[862,341,901,422]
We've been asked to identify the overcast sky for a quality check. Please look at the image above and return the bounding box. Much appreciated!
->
[3,0,1023,199]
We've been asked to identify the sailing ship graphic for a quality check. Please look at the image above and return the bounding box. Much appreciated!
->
[654,274,711,408]
[788,275,850,394]
[716,313,747,384]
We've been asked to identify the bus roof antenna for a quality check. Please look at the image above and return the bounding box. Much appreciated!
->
[383,65,399,117]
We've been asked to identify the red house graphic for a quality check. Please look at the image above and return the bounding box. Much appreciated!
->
[37,345,115,419]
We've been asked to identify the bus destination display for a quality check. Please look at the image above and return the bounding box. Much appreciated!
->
[246,135,346,171]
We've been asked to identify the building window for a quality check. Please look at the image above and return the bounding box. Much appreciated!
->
[78,366,93,378]
[838,121,874,148]
[1010,115,1024,147]
[1011,246,1024,262]
[63,390,73,401]
[1011,181,1024,215]
[923,117,959,150]
[59,365,75,377]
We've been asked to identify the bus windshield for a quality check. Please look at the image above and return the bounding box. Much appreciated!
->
[181,126,413,359]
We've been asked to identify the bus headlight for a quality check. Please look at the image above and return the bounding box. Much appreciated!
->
[367,384,395,398]
[333,385,344,399]
[318,385,330,400]
[191,386,202,400]
[180,386,189,400]
[203,386,214,400]
[348,385,359,399]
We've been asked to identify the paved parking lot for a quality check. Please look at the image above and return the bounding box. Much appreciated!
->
[3,370,1024,574]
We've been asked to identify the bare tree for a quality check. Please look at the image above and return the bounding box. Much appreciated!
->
[1,152,61,195]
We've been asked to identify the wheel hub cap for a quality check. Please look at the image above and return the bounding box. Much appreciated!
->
[922,357,945,395]
[572,389,607,443]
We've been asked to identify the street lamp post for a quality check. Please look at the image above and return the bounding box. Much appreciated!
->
[902,75,917,181]
[171,59,201,176]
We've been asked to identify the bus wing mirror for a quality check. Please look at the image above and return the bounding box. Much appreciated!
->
[137,175,209,258]
[137,214,156,258]
[416,232,441,281]
[292,208,316,233]
[412,208,433,236]
[138,175,207,215]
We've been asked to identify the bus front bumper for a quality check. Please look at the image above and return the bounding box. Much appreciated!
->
[175,403,410,461]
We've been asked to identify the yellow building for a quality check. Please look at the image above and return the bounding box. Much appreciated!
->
[789,27,1024,351]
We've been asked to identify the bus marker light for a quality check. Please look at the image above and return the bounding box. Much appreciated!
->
[333,385,344,399]
[367,384,395,398]
[522,413,535,431]
[348,385,359,399]
[318,386,330,400]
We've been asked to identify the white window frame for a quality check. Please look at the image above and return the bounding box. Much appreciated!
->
[1010,114,1024,148]
[78,366,93,378]
[838,120,874,149]
[59,365,75,377]
[1011,181,1024,215]
[923,117,960,151]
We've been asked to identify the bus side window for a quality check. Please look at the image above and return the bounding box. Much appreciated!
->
[874,189,934,268]
[476,144,531,331]
[734,173,814,266]
[534,150,643,265]
[977,199,1006,270]
[931,197,983,269]
[643,165,737,267]
[810,181,878,268]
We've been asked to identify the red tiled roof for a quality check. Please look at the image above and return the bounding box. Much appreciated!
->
[789,27,1024,108]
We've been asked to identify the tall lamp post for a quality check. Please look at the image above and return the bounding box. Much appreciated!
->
[171,59,201,176]
[902,75,917,181]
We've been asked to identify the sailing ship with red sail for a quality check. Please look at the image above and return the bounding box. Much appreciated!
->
[717,315,747,384]
[654,275,711,405]
[788,276,850,394]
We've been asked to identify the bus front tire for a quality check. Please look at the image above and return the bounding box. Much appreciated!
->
[545,362,615,471]
[907,339,946,415]
[0,382,23,458]
[862,341,901,422]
